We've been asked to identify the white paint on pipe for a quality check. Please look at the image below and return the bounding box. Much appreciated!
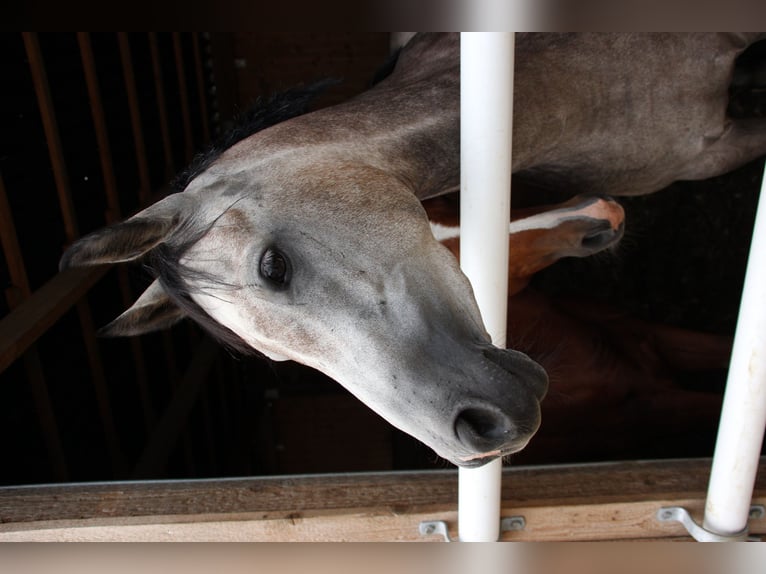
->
[458,32,514,542]
[703,166,766,537]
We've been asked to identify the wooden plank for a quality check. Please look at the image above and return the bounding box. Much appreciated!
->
[0,174,32,304]
[192,33,211,144]
[161,330,197,475]
[22,33,79,242]
[24,31,124,477]
[118,32,152,206]
[0,266,108,374]
[207,33,237,126]
[173,32,194,163]
[148,33,176,181]
[0,172,68,480]
[77,32,122,224]
[131,338,219,478]
[0,458,764,541]
[80,32,156,435]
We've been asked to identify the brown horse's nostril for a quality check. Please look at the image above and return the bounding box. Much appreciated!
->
[454,407,515,451]
[581,221,625,250]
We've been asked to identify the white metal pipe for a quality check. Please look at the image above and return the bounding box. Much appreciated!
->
[458,32,514,542]
[703,166,766,537]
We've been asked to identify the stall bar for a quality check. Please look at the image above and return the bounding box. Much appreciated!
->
[458,32,515,542]
[456,32,766,543]
[702,165,766,539]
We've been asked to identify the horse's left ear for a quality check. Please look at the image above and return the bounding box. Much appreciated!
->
[59,192,193,270]
[99,279,186,336]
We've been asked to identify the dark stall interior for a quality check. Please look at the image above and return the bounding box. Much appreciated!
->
[0,33,764,487]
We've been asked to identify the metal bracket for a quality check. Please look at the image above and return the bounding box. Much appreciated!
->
[419,520,452,542]
[418,515,526,541]
[656,505,764,542]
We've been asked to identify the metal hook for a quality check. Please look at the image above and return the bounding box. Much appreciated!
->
[656,505,764,542]
[418,515,526,542]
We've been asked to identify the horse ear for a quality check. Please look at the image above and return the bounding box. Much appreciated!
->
[59,193,192,270]
[99,279,186,336]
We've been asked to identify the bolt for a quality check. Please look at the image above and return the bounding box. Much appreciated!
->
[659,509,675,521]
[750,506,765,520]
[501,516,526,531]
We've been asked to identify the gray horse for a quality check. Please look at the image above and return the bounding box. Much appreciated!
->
[60,33,766,467]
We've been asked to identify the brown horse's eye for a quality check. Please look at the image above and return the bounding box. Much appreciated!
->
[259,248,290,287]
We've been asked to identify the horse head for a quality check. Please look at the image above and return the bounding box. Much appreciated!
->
[60,96,548,467]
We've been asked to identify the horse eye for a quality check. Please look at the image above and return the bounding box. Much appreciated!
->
[259,248,290,286]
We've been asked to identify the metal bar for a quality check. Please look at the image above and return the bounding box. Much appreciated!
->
[703,164,766,537]
[458,32,515,542]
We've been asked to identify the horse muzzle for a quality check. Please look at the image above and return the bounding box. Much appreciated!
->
[450,346,548,467]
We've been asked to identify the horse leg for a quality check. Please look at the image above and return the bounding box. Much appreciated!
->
[678,118,766,181]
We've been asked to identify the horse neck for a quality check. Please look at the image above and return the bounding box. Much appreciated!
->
[334,73,462,199]
[277,34,463,200]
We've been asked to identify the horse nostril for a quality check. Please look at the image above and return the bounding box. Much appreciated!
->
[581,221,624,250]
[581,228,612,249]
[454,407,514,450]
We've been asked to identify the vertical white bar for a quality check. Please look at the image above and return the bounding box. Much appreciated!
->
[458,32,514,542]
[703,167,766,536]
[703,168,766,535]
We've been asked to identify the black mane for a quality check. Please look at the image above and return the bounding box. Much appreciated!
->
[152,238,257,356]
[172,79,339,193]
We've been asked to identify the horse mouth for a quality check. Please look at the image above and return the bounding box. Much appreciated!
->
[457,451,505,468]
[456,442,529,468]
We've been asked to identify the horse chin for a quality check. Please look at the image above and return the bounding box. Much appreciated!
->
[451,435,535,468]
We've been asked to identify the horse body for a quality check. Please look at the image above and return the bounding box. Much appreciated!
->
[369,33,766,199]
[510,33,766,195]
[59,33,765,467]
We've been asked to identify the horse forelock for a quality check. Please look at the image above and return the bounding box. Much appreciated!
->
[147,221,256,356]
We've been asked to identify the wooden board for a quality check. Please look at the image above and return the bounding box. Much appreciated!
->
[0,266,108,373]
[1,458,764,541]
